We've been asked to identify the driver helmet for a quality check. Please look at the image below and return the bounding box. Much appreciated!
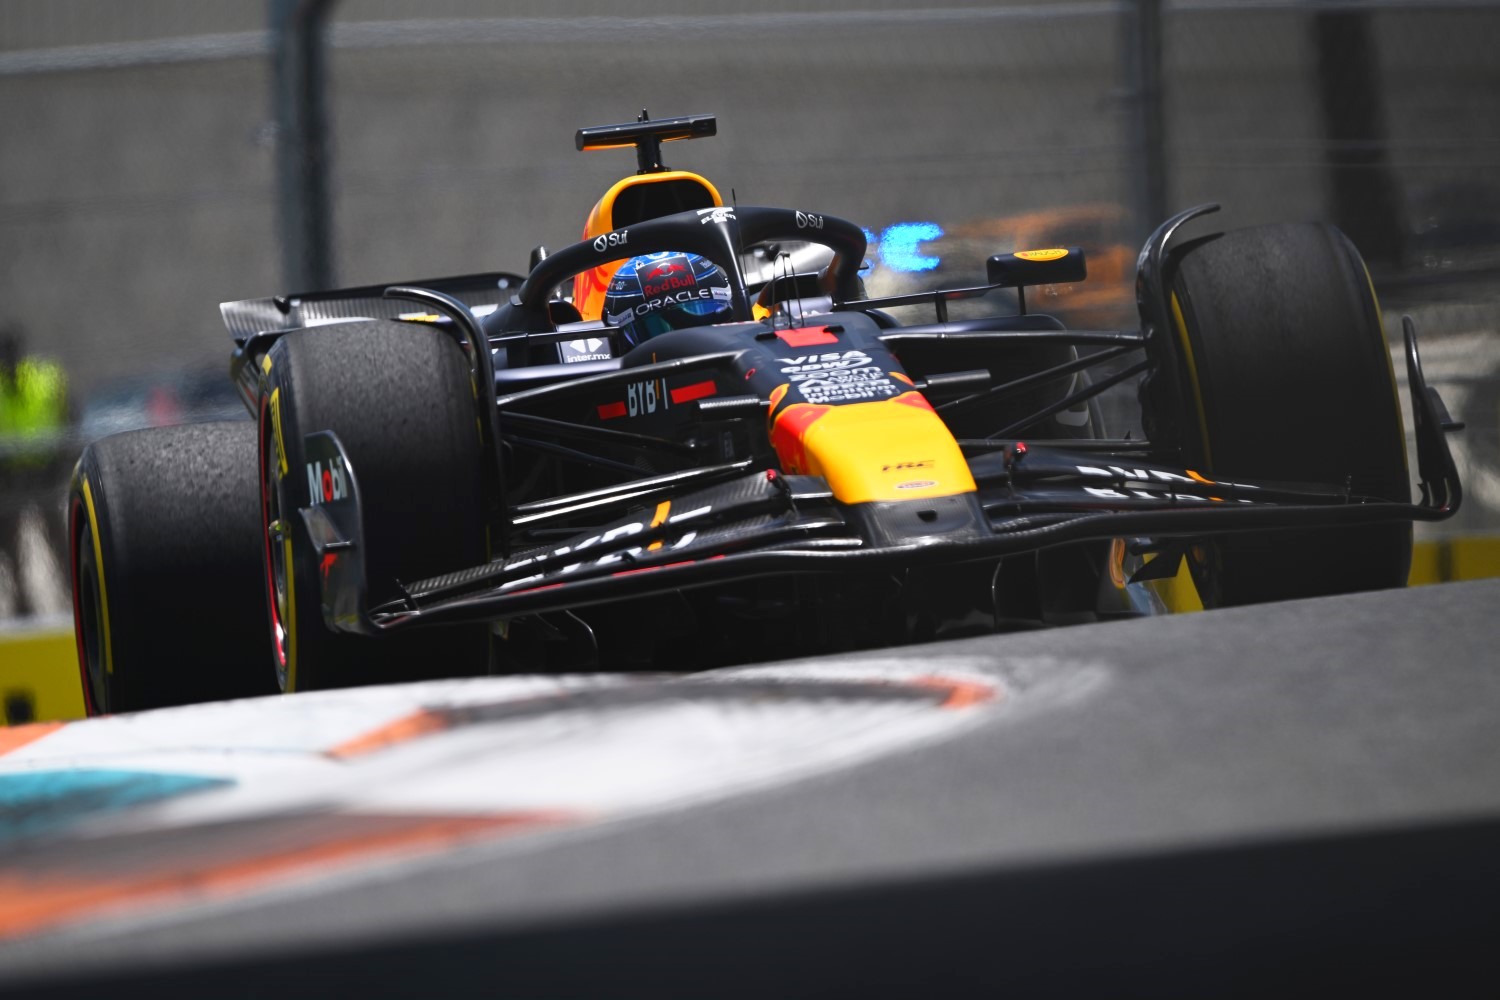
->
[603,252,733,347]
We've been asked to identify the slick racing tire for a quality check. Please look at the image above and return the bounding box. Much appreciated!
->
[69,421,277,715]
[1164,222,1411,607]
[259,321,492,691]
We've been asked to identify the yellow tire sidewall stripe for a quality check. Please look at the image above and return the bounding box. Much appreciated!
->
[79,476,115,678]
[270,387,289,479]
[265,386,297,693]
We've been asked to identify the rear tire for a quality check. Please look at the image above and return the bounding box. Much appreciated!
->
[69,422,276,714]
[1162,222,1411,607]
[259,321,492,691]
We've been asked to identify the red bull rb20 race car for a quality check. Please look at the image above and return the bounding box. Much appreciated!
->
[69,114,1463,712]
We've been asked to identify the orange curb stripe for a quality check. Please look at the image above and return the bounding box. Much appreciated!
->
[909,676,1000,710]
[326,710,449,759]
[0,721,64,757]
[0,811,576,941]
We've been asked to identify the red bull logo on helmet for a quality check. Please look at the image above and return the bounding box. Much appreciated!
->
[639,254,698,299]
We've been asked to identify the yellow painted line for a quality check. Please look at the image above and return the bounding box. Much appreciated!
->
[0,624,85,724]
[1156,537,1500,613]
[1410,539,1442,586]
[1410,536,1500,586]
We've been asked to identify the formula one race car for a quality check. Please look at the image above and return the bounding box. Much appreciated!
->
[68,113,1464,713]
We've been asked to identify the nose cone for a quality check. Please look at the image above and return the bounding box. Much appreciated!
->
[770,392,976,505]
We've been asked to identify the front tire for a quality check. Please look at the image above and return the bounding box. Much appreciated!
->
[1160,222,1411,607]
[69,422,276,714]
[259,321,493,691]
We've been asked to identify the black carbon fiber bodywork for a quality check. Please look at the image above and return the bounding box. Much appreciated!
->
[223,201,1463,653]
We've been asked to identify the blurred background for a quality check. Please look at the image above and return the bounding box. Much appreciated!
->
[2,1,1498,714]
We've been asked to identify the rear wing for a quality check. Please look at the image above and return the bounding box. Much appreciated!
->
[219,272,524,346]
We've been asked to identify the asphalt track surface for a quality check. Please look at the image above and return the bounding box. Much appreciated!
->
[2,577,1498,996]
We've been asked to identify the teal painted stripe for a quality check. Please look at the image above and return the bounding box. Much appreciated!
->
[0,770,231,841]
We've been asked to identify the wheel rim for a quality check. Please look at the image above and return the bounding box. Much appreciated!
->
[259,396,293,692]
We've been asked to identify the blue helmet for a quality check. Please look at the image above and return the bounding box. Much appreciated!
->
[603,252,733,346]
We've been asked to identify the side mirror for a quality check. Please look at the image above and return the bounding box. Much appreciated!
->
[986,247,1087,287]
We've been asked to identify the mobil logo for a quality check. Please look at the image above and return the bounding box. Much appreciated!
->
[305,457,349,506]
